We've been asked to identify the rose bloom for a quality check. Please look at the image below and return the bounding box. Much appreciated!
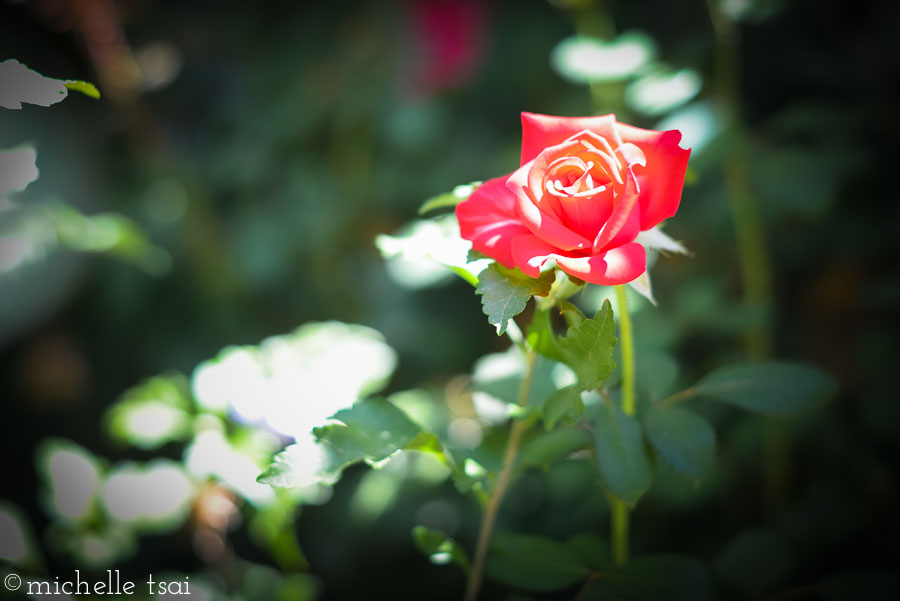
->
[456,112,690,285]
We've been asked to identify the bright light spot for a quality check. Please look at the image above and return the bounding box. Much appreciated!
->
[185,430,274,505]
[552,32,657,84]
[376,214,489,289]
[349,471,400,521]
[143,178,188,225]
[0,145,39,197]
[625,68,702,116]
[42,442,101,521]
[135,41,183,92]
[122,402,187,445]
[192,322,397,441]
[447,418,483,449]
[655,101,721,154]
[552,363,577,389]
[0,506,28,562]
[101,461,193,529]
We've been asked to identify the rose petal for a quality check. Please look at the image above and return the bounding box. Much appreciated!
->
[592,168,641,252]
[508,162,593,252]
[615,124,691,230]
[455,175,531,268]
[554,242,646,286]
[510,234,557,277]
[520,112,622,165]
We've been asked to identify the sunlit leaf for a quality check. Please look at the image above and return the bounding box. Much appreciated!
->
[485,531,588,591]
[37,439,105,523]
[694,361,836,416]
[0,145,39,198]
[106,373,192,450]
[551,32,657,84]
[644,405,715,481]
[625,67,701,116]
[314,398,421,465]
[476,264,554,335]
[604,554,715,601]
[63,80,101,99]
[0,59,68,109]
[635,226,689,255]
[376,214,489,288]
[557,300,618,390]
[192,322,396,439]
[412,526,470,572]
[592,402,653,505]
[418,181,480,215]
[100,460,193,533]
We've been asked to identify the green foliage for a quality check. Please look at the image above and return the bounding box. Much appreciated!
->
[314,398,420,463]
[592,402,653,505]
[644,405,715,481]
[518,427,593,470]
[558,301,618,390]
[551,32,657,84]
[541,385,585,429]
[418,181,480,215]
[376,214,489,288]
[105,373,192,450]
[695,361,837,416]
[566,533,609,570]
[603,555,715,601]
[485,531,588,591]
[412,526,470,572]
[63,80,101,99]
[714,529,792,597]
[476,264,554,335]
[0,59,99,109]
[526,307,566,362]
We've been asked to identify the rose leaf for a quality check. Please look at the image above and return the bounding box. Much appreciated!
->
[475,264,554,335]
[557,300,618,390]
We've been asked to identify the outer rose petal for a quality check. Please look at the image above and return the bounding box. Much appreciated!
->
[455,176,531,268]
[520,112,622,165]
[615,124,691,231]
[510,234,646,286]
[554,243,646,286]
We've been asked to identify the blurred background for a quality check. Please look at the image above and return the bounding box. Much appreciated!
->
[1,0,899,599]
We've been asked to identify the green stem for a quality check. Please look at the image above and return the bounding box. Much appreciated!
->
[706,0,786,511]
[463,349,536,601]
[611,285,636,566]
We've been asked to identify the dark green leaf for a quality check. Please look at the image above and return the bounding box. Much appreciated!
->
[542,386,585,429]
[714,529,790,597]
[821,569,900,601]
[644,405,715,480]
[695,361,836,416]
[418,181,480,215]
[519,427,592,470]
[604,555,715,601]
[412,526,470,572]
[486,532,588,591]
[527,307,566,362]
[558,300,617,390]
[476,264,554,335]
[566,533,608,570]
[592,402,653,505]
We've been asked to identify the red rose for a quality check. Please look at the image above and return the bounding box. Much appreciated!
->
[456,112,690,285]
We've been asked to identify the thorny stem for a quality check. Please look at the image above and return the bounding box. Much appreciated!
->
[463,349,536,601]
